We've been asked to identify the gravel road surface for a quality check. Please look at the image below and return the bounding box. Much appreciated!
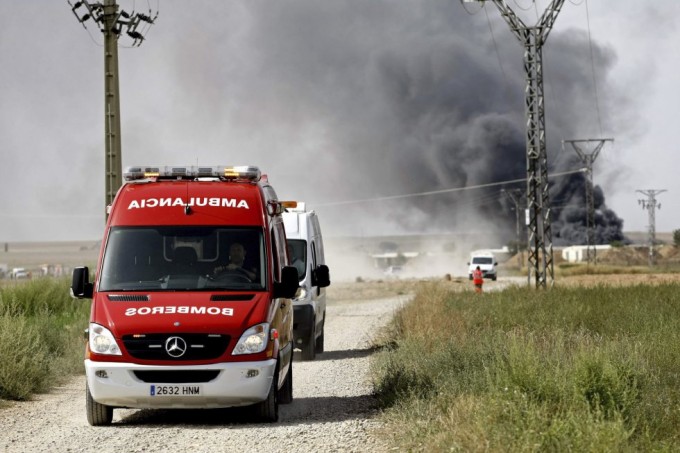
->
[0,295,410,453]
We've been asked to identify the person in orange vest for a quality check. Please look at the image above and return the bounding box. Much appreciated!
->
[472,266,484,293]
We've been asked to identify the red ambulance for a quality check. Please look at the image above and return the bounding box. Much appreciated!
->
[71,165,299,425]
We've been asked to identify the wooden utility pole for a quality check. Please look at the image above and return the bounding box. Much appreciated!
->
[102,0,122,208]
[69,1,157,210]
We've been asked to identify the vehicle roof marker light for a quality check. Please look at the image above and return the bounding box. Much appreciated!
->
[123,165,261,182]
[223,166,261,181]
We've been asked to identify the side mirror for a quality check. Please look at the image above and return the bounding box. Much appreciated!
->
[71,266,93,299]
[466,262,470,266]
[274,266,299,299]
[311,264,330,288]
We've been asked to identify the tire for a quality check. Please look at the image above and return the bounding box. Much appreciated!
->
[300,320,316,361]
[278,361,293,404]
[86,383,113,426]
[253,364,279,422]
[314,318,325,354]
[468,275,473,281]
[492,275,497,281]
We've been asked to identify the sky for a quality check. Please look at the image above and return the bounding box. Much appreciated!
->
[0,0,678,243]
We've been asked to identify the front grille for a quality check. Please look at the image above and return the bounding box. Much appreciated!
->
[122,333,230,361]
[133,370,220,383]
[108,294,150,302]
[210,294,254,301]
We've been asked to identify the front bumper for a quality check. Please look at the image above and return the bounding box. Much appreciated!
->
[85,358,276,409]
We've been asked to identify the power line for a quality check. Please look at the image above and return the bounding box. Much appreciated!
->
[512,0,534,12]
[459,0,484,15]
[584,0,604,135]
[484,7,509,90]
[314,168,585,207]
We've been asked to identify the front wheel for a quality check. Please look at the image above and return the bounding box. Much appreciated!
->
[315,318,325,354]
[253,364,279,422]
[278,361,293,404]
[86,384,113,426]
[300,320,316,361]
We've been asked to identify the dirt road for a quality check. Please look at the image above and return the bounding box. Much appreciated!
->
[0,294,410,453]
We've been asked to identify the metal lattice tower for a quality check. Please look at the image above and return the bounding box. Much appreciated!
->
[502,188,525,273]
[637,189,666,267]
[69,0,157,210]
[563,138,613,264]
[466,0,566,288]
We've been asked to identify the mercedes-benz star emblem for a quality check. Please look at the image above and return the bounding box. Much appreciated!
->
[165,336,187,358]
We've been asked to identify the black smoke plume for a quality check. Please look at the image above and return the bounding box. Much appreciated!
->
[133,2,634,245]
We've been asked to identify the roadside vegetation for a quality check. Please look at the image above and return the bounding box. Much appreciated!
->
[371,281,680,452]
[555,263,680,277]
[0,278,89,402]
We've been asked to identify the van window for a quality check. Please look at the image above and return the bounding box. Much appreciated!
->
[472,257,493,265]
[99,226,265,291]
[288,239,306,279]
[270,220,287,282]
[311,242,318,269]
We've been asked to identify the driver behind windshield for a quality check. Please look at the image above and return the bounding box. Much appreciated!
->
[214,242,257,281]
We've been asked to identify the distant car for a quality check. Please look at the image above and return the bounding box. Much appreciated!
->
[467,252,498,281]
[10,268,30,279]
[384,265,403,277]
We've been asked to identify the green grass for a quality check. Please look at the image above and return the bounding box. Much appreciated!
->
[0,278,89,401]
[371,282,680,452]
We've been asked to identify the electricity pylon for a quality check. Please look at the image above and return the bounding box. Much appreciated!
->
[69,0,157,210]
[464,0,566,288]
[562,138,613,264]
[637,189,666,267]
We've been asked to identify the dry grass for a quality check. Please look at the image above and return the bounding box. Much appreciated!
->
[371,281,680,452]
[557,272,680,288]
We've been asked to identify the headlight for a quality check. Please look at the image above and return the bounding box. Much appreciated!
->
[89,323,122,356]
[232,323,269,355]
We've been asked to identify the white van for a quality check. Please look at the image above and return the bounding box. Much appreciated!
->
[282,203,330,361]
[467,251,498,281]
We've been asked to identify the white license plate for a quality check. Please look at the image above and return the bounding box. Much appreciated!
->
[150,385,202,396]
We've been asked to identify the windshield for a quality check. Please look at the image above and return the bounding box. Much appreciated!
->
[99,226,266,291]
[287,239,306,280]
[472,257,493,265]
